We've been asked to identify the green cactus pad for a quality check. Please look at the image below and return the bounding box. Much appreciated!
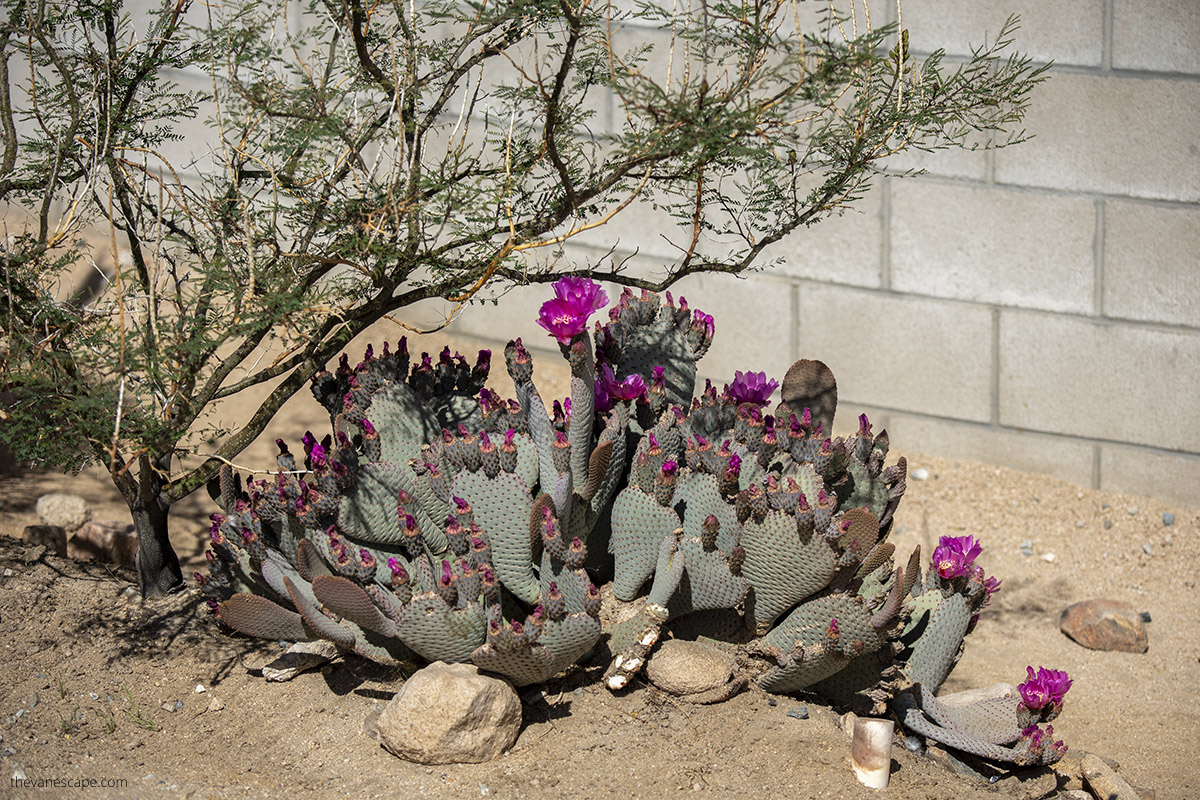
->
[393,594,487,663]
[282,575,357,648]
[742,510,838,634]
[338,462,413,546]
[473,612,601,686]
[610,487,682,600]
[667,537,749,617]
[904,592,971,691]
[453,469,539,604]
[675,472,741,554]
[757,593,886,693]
[370,382,442,466]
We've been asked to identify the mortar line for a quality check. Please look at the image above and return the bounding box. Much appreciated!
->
[990,307,1000,425]
[880,178,892,291]
[1094,197,1106,317]
[1102,0,1114,72]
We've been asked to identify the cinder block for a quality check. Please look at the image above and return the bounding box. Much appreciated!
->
[572,199,702,263]
[674,272,795,385]
[771,183,885,287]
[1113,0,1200,74]
[886,138,989,182]
[994,73,1200,202]
[902,0,1104,67]
[998,311,1200,451]
[1100,445,1200,510]
[1103,200,1200,328]
[884,414,1097,488]
[797,286,994,422]
[890,181,1095,313]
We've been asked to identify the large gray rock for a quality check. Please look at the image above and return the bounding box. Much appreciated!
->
[35,493,91,532]
[645,639,734,696]
[1060,599,1148,653]
[376,662,521,764]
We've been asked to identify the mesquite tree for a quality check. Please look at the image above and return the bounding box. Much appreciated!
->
[0,0,1046,596]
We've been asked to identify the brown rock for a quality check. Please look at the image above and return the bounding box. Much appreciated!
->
[376,662,521,764]
[261,640,341,681]
[645,639,734,696]
[35,492,91,532]
[23,525,67,556]
[67,520,138,568]
[1082,752,1142,799]
[1055,750,1121,791]
[1060,599,1148,653]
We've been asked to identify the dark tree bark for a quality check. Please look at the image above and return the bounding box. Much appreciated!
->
[119,453,184,598]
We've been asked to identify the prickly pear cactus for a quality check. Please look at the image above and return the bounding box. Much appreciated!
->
[197,279,1072,767]
[199,282,631,685]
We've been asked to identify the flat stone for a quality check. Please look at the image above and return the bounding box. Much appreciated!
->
[376,662,521,764]
[1082,753,1142,799]
[261,640,341,681]
[645,639,734,696]
[936,682,1016,709]
[1060,599,1149,653]
[22,525,67,556]
[992,766,1058,800]
[35,493,91,532]
[67,520,138,568]
[21,545,47,563]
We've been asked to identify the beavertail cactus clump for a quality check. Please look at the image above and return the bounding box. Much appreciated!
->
[198,278,1071,766]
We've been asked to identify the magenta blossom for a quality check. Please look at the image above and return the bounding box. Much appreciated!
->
[536,277,609,343]
[1019,666,1073,710]
[931,535,983,579]
[594,363,647,412]
[728,370,779,406]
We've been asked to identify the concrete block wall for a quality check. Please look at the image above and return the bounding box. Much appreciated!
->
[448,1,1200,508]
[33,1,1193,506]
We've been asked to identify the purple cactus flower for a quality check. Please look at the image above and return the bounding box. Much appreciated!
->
[594,363,647,412]
[661,459,678,477]
[536,277,609,343]
[728,370,779,406]
[1019,666,1073,710]
[983,574,1003,605]
[931,535,983,579]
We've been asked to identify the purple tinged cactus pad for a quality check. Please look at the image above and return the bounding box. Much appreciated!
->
[741,509,839,634]
[217,594,309,642]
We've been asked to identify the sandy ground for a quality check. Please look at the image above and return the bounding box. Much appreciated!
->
[0,329,1195,800]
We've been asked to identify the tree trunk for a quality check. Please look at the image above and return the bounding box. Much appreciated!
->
[118,452,184,598]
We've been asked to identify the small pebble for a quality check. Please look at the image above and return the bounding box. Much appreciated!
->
[1,747,14,757]
[2,569,12,578]
[194,685,206,694]
[1104,519,1113,530]
[766,697,777,707]
[1040,552,1057,563]
[910,468,930,481]
[1142,543,1154,556]
[1163,513,1175,526]
[175,700,184,710]
[160,702,176,713]
[89,693,99,701]
[1019,539,1034,557]
[1075,521,1085,529]
[26,694,37,709]
[786,706,809,720]
[11,767,27,781]
[1102,503,1111,510]
[206,697,225,713]
[903,734,925,753]
[1127,505,1139,516]
[1140,612,1152,623]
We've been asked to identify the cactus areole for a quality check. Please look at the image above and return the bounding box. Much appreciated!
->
[200,278,1071,767]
